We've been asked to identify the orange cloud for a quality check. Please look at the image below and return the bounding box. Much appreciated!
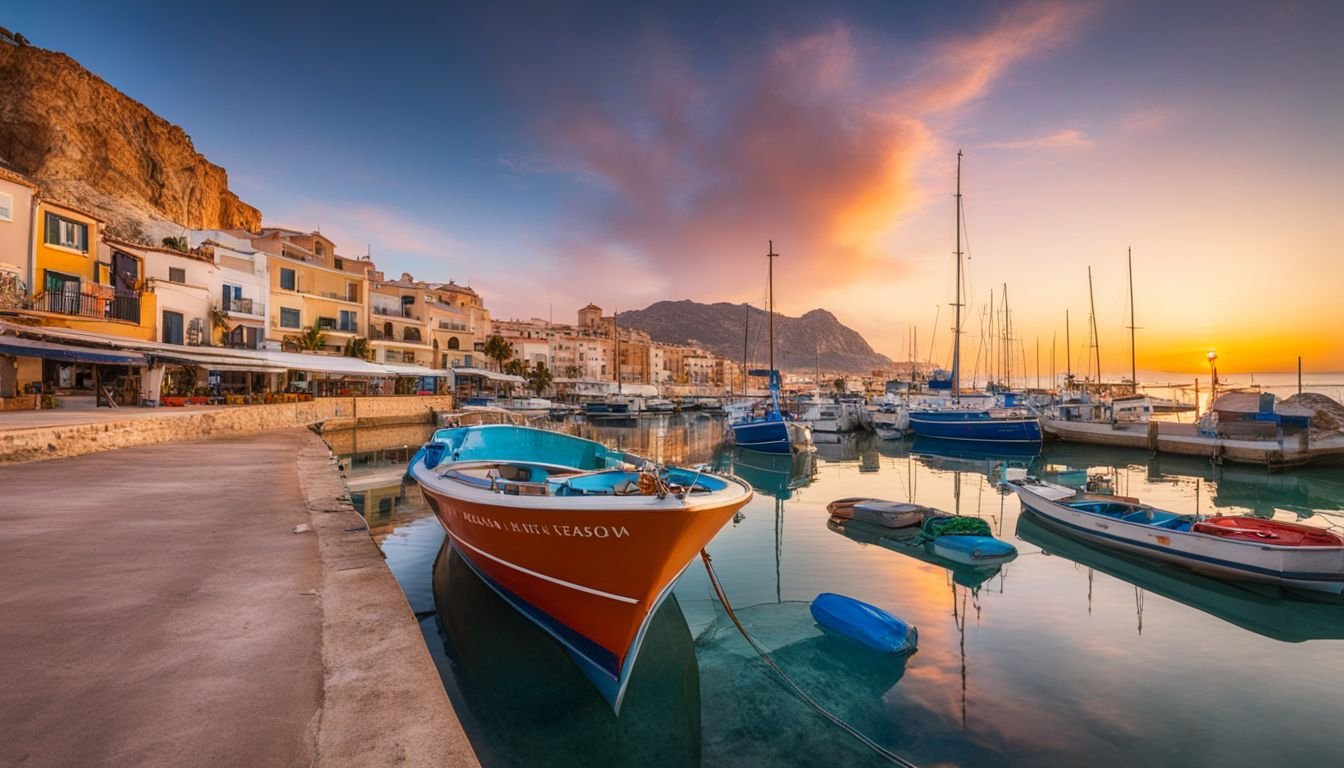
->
[505,3,1095,308]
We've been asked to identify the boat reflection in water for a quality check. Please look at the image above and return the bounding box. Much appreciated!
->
[695,600,911,766]
[1016,512,1344,642]
[1041,441,1344,520]
[721,446,818,500]
[826,516,1008,590]
[431,542,701,768]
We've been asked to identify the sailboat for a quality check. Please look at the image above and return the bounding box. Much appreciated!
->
[907,151,1042,443]
[727,242,814,454]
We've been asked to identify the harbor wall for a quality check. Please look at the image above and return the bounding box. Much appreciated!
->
[0,395,452,464]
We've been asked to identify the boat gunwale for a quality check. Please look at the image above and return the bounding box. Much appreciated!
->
[1011,482,1344,554]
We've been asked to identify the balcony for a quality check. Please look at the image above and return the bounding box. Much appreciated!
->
[36,291,141,324]
[370,326,428,343]
[372,305,419,320]
[437,320,470,332]
[223,296,256,315]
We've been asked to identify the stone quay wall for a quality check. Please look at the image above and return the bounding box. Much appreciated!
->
[0,395,452,464]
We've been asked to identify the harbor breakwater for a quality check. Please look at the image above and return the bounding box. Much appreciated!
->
[0,395,452,464]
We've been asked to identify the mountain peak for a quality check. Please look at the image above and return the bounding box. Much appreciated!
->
[617,301,889,373]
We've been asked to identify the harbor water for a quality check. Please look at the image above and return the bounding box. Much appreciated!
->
[338,415,1344,767]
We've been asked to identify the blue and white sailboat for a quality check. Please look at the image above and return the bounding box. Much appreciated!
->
[727,242,813,454]
[908,151,1042,444]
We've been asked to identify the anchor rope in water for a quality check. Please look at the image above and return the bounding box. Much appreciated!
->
[698,550,921,768]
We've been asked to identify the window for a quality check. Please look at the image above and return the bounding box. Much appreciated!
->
[280,267,296,291]
[163,310,184,345]
[339,310,358,332]
[280,307,301,328]
[334,257,343,270]
[168,267,186,284]
[317,316,336,330]
[0,191,12,222]
[221,284,242,311]
[447,336,460,350]
[44,213,88,251]
[315,241,325,257]
[345,281,359,303]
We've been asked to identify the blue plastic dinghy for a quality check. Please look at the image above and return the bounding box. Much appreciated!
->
[931,535,1017,566]
[810,593,918,654]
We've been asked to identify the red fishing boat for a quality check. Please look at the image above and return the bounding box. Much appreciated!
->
[407,424,752,712]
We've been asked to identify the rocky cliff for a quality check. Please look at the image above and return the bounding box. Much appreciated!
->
[618,300,892,374]
[0,37,260,240]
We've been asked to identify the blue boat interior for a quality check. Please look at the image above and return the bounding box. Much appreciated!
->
[423,425,730,496]
[1065,500,1194,531]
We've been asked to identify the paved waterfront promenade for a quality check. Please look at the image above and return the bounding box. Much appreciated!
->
[0,430,478,767]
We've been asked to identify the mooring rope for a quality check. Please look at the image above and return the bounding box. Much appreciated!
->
[698,550,922,768]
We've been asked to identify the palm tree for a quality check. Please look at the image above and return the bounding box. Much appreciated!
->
[284,325,326,352]
[208,304,231,346]
[564,365,582,379]
[527,362,554,396]
[343,337,371,361]
[503,358,527,377]
[483,334,513,371]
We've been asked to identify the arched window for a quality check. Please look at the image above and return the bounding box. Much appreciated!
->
[447,337,460,350]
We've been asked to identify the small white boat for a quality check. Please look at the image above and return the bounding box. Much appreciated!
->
[827,497,926,529]
[1007,479,1344,594]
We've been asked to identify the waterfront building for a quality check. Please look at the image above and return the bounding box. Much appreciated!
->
[425,280,486,369]
[250,228,374,355]
[0,161,38,307]
[125,239,214,347]
[189,230,270,350]
[368,273,434,366]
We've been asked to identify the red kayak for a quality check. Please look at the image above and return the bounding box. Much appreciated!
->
[1192,517,1344,548]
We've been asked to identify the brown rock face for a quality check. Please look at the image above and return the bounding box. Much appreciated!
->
[0,41,261,237]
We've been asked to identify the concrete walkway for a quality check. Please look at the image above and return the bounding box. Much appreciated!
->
[0,430,477,767]
[0,395,229,430]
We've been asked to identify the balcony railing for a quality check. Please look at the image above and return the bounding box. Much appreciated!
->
[373,305,419,320]
[437,320,470,331]
[369,327,427,343]
[37,291,141,324]
[223,296,255,315]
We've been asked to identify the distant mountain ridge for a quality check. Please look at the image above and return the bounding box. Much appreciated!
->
[617,300,891,374]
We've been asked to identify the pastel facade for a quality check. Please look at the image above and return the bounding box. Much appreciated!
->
[31,200,156,341]
[0,164,37,306]
[190,230,270,350]
[251,229,373,354]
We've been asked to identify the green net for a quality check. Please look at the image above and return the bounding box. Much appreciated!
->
[921,515,992,538]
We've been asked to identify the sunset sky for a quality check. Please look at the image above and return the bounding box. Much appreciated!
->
[9,1,1343,374]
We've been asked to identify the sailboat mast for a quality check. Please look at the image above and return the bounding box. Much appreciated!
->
[952,150,963,403]
[1087,266,1101,391]
[768,241,777,376]
[1065,310,1072,384]
[1004,283,1011,390]
[1127,247,1137,387]
[742,303,749,396]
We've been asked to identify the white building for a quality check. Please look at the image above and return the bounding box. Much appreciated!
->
[190,230,270,349]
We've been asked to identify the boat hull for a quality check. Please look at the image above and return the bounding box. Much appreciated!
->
[729,417,812,454]
[1040,417,1151,448]
[1010,484,1344,594]
[412,463,751,711]
[909,411,1041,443]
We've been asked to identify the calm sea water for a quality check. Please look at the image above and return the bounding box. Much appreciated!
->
[339,415,1344,768]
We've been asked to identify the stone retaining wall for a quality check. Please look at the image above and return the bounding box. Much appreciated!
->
[0,395,453,464]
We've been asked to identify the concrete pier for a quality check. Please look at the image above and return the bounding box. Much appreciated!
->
[0,429,478,767]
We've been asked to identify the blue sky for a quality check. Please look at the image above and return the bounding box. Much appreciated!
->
[6,1,1343,371]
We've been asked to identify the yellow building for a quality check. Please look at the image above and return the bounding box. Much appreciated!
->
[368,273,434,366]
[29,200,156,341]
[251,228,374,354]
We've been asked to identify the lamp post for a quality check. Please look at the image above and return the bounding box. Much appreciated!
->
[1207,351,1218,407]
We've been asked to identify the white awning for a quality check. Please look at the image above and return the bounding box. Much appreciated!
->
[381,363,447,377]
[452,367,525,384]
[146,348,289,372]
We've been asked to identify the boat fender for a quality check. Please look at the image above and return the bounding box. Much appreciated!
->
[810,593,918,655]
[422,442,447,468]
